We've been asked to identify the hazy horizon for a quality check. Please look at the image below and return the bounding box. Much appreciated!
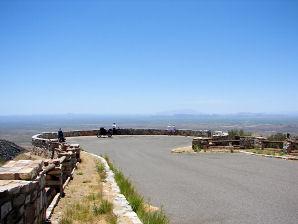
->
[1,113,298,147]
[1,111,298,117]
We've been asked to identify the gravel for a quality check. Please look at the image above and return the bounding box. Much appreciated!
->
[0,139,25,161]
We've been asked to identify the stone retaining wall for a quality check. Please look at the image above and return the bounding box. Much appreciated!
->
[32,129,211,148]
[0,142,81,224]
[192,137,261,150]
[192,136,298,153]
[0,174,46,224]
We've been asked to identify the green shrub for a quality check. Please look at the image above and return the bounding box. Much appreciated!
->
[267,133,286,149]
[228,129,251,138]
[268,133,287,141]
[127,193,144,212]
[96,163,107,180]
[86,192,102,202]
[192,144,202,152]
[138,208,169,224]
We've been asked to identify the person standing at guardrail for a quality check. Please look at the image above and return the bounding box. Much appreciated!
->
[167,124,172,135]
[112,123,117,135]
[172,125,176,135]
[58,128,65,142]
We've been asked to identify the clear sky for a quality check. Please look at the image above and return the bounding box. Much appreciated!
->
[0,0,297,115]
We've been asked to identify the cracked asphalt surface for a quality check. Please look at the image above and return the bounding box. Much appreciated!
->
[68,135,298,224]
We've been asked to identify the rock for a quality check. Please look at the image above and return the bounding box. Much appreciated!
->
[1,201,12,218]
[0,140,25,161]
[13,194,25,207]
[0,160,43,181]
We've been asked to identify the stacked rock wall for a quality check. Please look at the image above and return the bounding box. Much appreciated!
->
[0,178,46,224]
[119,128,211,137]
[240,137,255,149]
[32,128,211,148]
[0,139,81,224]
[192,136,291,151]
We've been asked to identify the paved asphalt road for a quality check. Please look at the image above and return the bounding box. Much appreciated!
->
[68,136,298,224]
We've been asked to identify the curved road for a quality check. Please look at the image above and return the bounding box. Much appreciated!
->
[69,136,298,224]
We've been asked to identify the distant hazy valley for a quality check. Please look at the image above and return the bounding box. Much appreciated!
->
[1,113,298,147]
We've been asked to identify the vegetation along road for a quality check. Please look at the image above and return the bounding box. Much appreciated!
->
[69,135,298,224]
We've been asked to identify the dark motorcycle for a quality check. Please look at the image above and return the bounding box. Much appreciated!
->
[97,127,113,138]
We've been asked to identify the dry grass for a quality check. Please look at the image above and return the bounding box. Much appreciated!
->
[0,150,44,166]
[51,152,117,224]
[60,194,116,224]
[247,148,286,156]
[13,151,44,160]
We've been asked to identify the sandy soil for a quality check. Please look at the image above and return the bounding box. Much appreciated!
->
[171,146,195,153]
[14,151,45,161]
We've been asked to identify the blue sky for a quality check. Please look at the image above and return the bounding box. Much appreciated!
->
[0,0,297,115]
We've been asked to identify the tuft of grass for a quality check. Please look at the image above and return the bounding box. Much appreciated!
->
[105,156,169,224]
[127,193,144,212]
[138,208,169,224]
[86,192,102,202]
[60,193,115,223]
[250,148,286,156]
[97,162,107,180]
[77,171,83,175]
[60,217,73,224]
[63,203,91,222]
[92,200,113,215]
[107,215,117,224]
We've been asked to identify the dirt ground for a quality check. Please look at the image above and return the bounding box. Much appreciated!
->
[50,151,108,224]
[14,151,45,161]
[171,146,194,153]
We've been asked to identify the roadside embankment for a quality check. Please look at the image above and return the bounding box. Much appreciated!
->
[51,151,117,224]
[31,131,144,224]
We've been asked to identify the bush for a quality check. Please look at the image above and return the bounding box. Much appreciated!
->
[96,163,107,180]
[192,144,202,152]
[268,133,287,141]
[127,193,144,212]
[138,208,169,224]
[266,133,286,149]
[228,129,251,139]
